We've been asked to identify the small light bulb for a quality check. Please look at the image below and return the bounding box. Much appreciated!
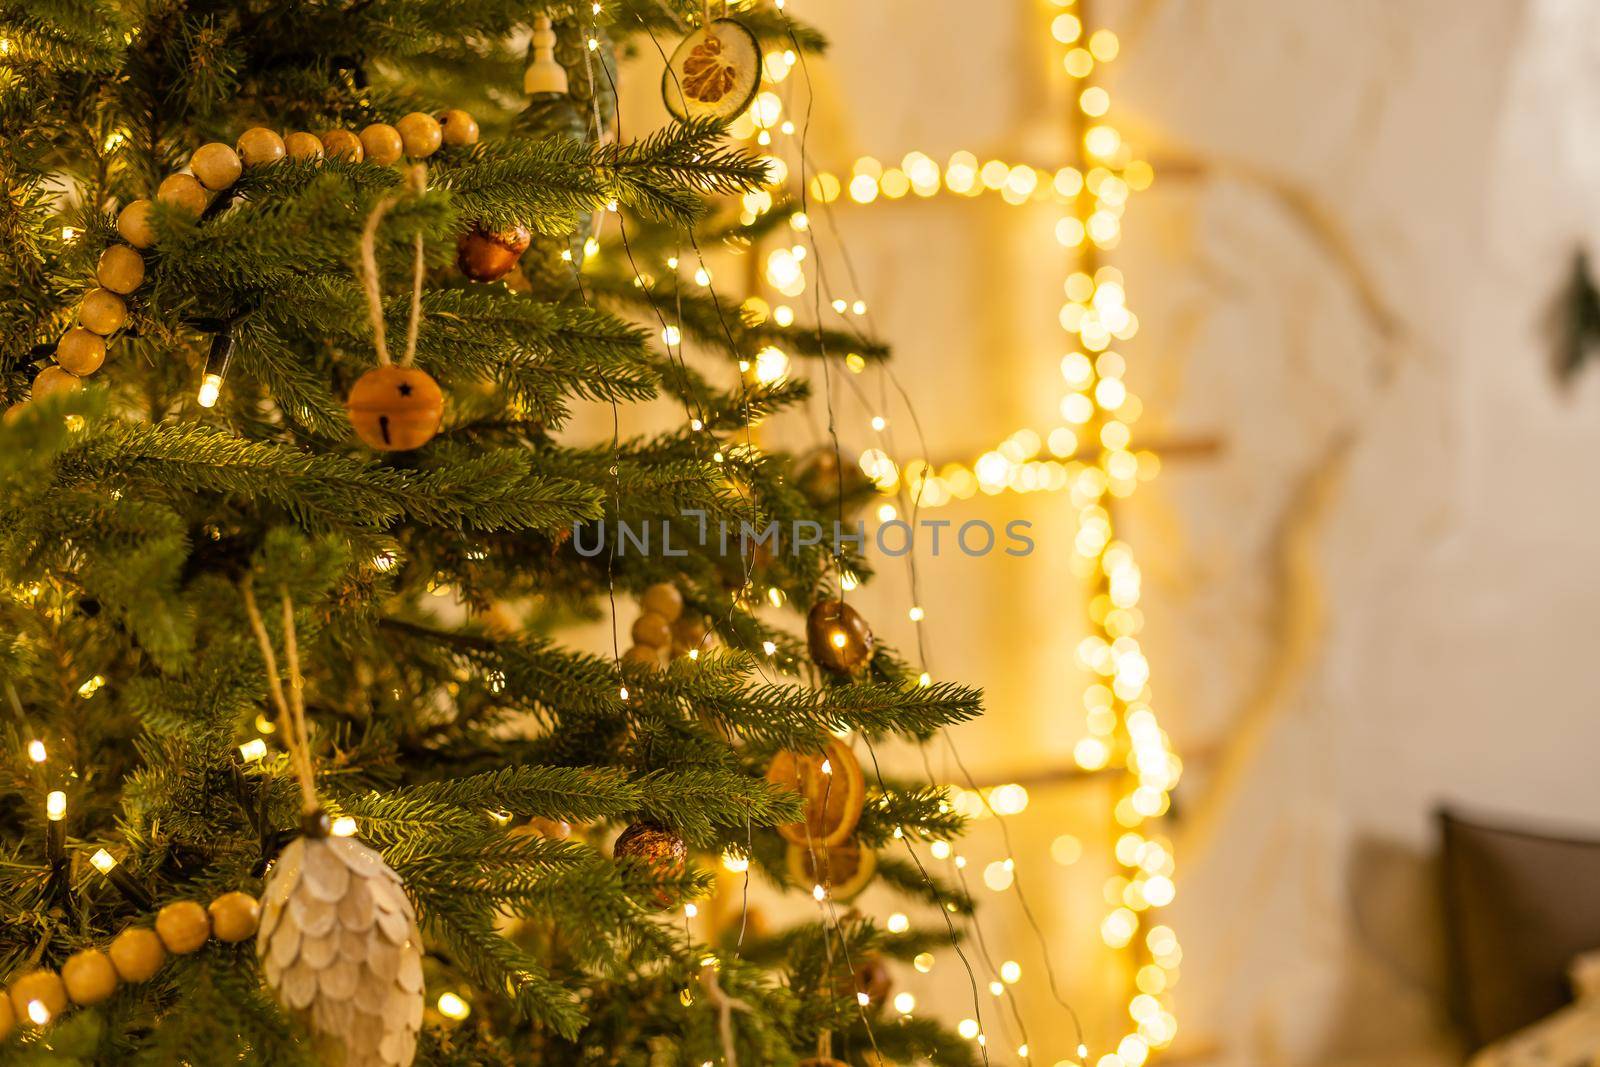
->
[761,641,777,656]
[27,740,46,763]
[239,738,267,762]
[436,992,470,1020]
[27,1000,50,1025]
[331,816,358,837]
[830,631,847,648]
[856,991,870,1006]
[684,902,699,918]
[819,759,832,775]
[619,686,630,701]
[908,606,925,621]
[871,416,886,431]
[90,848,117,874]
[197,373,223,408]
[46,790,66,821]
[811,883,826,901]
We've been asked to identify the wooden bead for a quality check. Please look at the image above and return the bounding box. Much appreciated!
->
[438,109,479,147]
[56,328,106,375]
[641,582,685,622]
[622,643,661,667]
[320,129,364,162]
[8,970,67,1024]
[346,365,444,451]
[395,111,442,158]
[456,222,531,282]
[157,173,208,217]
[79,288,127,335]
[2,402,28,426]
[284,131,323,160]
[116,199,156,248]
[32,366,81,400]
[61,949,118,1006]
[154,899,210,953]
[235,127,286,167]
[631,611,672,649]
[806,599,875,674]
[0,989,12,1041]
[359,123,404,165]
[207,891,261,942]
[190,142,242,190]
[508,816,572,840]
[108,927,166,982]
[670,614,708,656]
[96,244,145,294]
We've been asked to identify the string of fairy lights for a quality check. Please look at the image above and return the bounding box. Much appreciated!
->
[706,2,1184,1064]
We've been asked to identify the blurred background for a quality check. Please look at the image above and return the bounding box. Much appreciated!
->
[603,2,1600,1064]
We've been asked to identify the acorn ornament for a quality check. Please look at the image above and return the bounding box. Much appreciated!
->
[257,811,424,1067]
[662,17,762,123]
[346,366,444,452]
[806,599,875,674]
[456,222,532,283]
[613,821,687,908]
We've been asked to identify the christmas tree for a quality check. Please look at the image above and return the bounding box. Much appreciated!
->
[0,2,986,1064]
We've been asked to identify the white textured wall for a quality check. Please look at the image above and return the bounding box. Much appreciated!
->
[775,1,1600,1065]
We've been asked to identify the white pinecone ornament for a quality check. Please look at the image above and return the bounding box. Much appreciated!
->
[258,813,424,1067]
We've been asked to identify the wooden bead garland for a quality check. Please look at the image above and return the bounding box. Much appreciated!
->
[15,109,479,420]
[0,888,261,1040]
[623,582,716,668]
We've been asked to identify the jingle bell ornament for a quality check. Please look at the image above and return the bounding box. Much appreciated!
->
[806,599,875,674]
[456,222,532,283]
[258,810,424,1067]
[613,821,687,908]
[346,365,443,451]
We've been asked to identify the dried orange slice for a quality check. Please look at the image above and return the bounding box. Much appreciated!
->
[766,739,865,848]
[662,19,761,122]
[786,838,877,901]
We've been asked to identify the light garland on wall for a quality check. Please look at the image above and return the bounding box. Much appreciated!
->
[746,2,1185,1064]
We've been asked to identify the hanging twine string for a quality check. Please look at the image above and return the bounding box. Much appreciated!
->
[241,582,318,813]
[358,163,429,368]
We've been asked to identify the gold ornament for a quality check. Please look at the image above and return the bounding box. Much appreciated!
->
[258,818,424,1067]
[806,599,875,674]
[613,822,687,909]
[346,366,444,452]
